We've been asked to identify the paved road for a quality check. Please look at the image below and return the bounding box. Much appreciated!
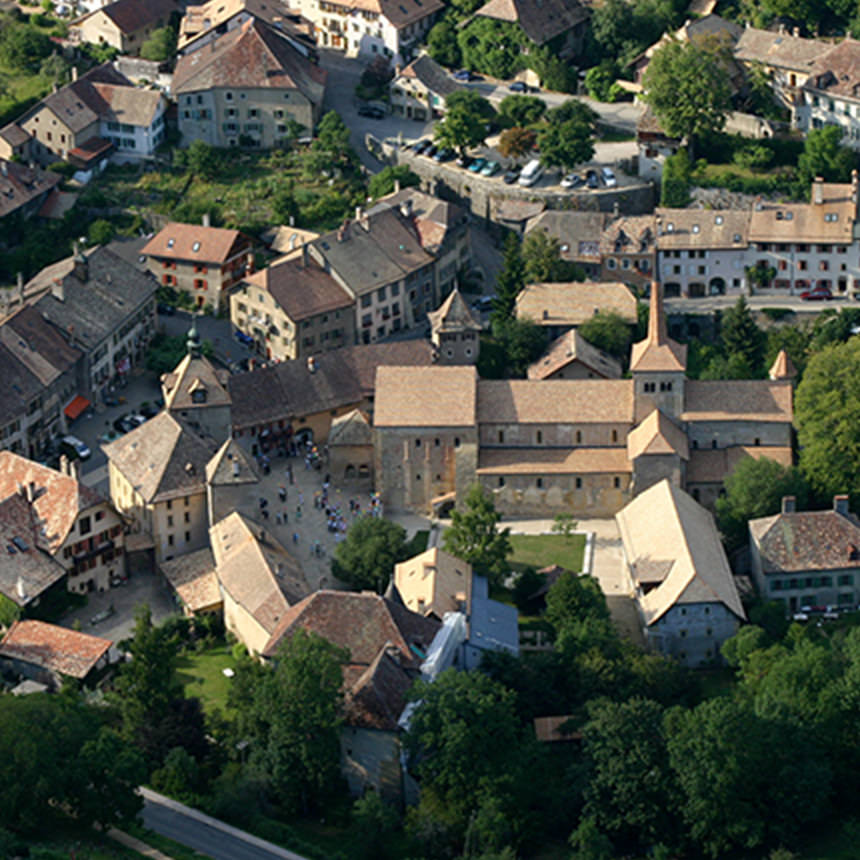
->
[666,292,858,314]
[140,789,310,860]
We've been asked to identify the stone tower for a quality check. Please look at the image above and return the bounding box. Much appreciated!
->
[427,287,482,365]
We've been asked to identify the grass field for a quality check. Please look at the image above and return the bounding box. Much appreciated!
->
[176,643,236,714]
[508,533,586,573]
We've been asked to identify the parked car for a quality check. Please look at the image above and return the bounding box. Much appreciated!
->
[601,166,617,187]
[453,69,477,81]
[412,139,431,153]
[157,302,175,316]
[471,296,494,312]
[128,413,147,427]
[103,394,120,407]
[502,166,521,184]
[357,104,385,119]
[518,158,544,187]
[424,143,438,158]
[234,329,254,346]
[59,435,91,460]
[456,154,475,169]
[508,81,529,92]
[465,157,485,173]
[139,402,159,419]
[585,168,599,189]
[561,172,584,189]
[433,147,455,162]
[113,414,137,434]
[481,160,501,176]
[800,286,833,301]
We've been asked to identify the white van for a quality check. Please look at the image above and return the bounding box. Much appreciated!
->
[517,158,544,187]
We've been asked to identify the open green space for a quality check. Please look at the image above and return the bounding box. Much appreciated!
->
[176,643,235,714]
[508,533,585,573]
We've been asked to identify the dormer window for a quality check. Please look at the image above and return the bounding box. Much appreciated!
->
[167,238,175,248]
[192,241,201,251]
[825,212,839,222]
[666,223,674,232]
[715,215,723,225]
[692,224,700,233]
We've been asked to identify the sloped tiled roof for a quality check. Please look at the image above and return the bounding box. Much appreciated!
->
[328,408,372,446]
[686,445,792,484]
[374,365,478,427]
[1,305,81,387]
[477,446,632,474]
[206,438,260,485]
[173,17,326,106]
[427,287,481,334]
[142,222,249,264]
[750,506,860,572]
[734,26,832,72]
[616,479,745,625]
[345,648,417,730]
[229,339,434,429]
[0,620,111,679]
[525,210,607,264]
[477,379,634,423]
[394,547,472,618]
[748,185,855,243]
[768,348,797,381]
[160,547,220,612]
[527,329,622,380]
[655,208,751,250]
[398,54,460,97]
[102,412,218,503]
[683,380,793,422]
[367,187,467,255]
[0,160,61,220]
[627,409,689,460]
[473,0,588,46]
[84,0,179,35]
[629,282,687,372]
[515,281,638,327]
[162,350,232,411]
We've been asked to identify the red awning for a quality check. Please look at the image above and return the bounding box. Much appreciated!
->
[64,395,91,421]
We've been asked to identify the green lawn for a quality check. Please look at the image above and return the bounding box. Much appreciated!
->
[508,533,586,573]
[176,643,236,714]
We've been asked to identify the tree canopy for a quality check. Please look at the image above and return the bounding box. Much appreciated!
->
[140,26,177,62]
[442,483,511,586]
[796,337,860,503]
[797,125,857,188]
[642,38,731,147]
[497,126,537,160]
[331,516,410,592]
[434,91,495,156]
[578,311,634,364]
[537,104,596,170]
[457,18,524,80]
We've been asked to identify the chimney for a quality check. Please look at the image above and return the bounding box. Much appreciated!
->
[0,161,7,178]
[781,495,796,514]
[793,25,800,37]
[59,453,69,476]
[258,528,266,542]
[394,178,401,194]
[612,201,620,218]
[307,355,316,373]
[813,176,824,205]
[355,205,362,222]
[72,241,88,282]
[289,215,295,227]
[16,272,23,303]
[25,482,35,503]
[71,65,78,82]
[400,198,412,218]
[16,577,26,601]
[51,277,65,303]
[69,459,78,481]
[834,494,850,515]
[202,213,211,228]
[232,460,240,477]
[301,242,309,267]
[246,251,255,274]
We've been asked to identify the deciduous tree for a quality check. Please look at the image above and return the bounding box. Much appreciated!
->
[497,126,536,160]
[331,516,410,592]
[434,90,495,156]
[578,311,634,363]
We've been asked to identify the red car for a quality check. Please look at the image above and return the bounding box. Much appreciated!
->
[800,286,833,301]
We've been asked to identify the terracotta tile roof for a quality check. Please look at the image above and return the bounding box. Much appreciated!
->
[162,352,232,411]
[750,506,860,572]
[527,329,622,380]
[0,122,30,147]
[526,210,608,265]
[229,339,434,429]
[142,222,250,264]
[374,365,478,427]
[769,348,797,380]
[68,136,113,165]
[495,198,546,223]
[328,408,372,446]
[399,55,460,96]
[367,187,467,255]
[627,409,689,460]
[260,226,319,255]
[87,0,179,35]
[102,412,218,503]
[683,380,793,422]
[379,0,444,27]
[748,185,855,243]
[804,39,860,100]
[245,258,352,322]
[91,81,165,128]
[427,287,481,334]
[212,512,309,633]
[734,26,833,72]
[0,620,111,679]
[179,0,313,50]
[655,207,751,250]
[0,494,66,606]
[477,379,634,423]
[345,647,418,730]
[616,480,745,625]
[1,305,81,385]
[262,591,440,701]
[0,451,103,555]
[629,282,687,372]
[394,547,472,618]
[515,281,638,326]
[160,547,221,612]
[473,0,588,46]
[686,445,793,484]
[599,214,656,256]
[37,189,79,220]
[477,446,632,474]
[0,159,61,219]
[172,18,326,105]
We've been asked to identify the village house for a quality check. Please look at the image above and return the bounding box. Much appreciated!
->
[231,254,355,362]
[0,620,115,689]
[523,210,608,280]
[599,214,657,290]
[749,494,860,613]
[23,244,157,406]
[178,0,316,59]
[514,281,638,341]
[390,54,461,120]
[12,64,168,171]
[527,329,622,380]
[71,0,180,54]
[0,451,126,597]
[142,221,254,312]
[616,479,746,667]
[0,160,61,222]
[374,282,794,517]
[289,0,443,65]
[172,17,327,148]
[797,39,860,145]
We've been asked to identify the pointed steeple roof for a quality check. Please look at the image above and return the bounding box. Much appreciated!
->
[206,437,260,486]
[427,287,482,335]
[629,281,687,372]
[768,348,797,381]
